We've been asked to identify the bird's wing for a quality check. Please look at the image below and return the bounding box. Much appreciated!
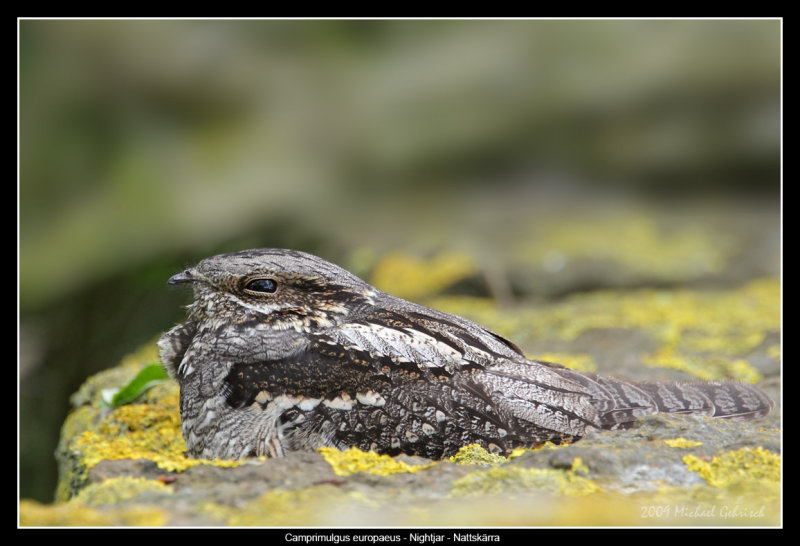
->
[325,308,636,437]
[325,303,532,376]
[157,319,198,379]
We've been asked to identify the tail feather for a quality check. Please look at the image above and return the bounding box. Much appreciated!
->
[550,367,774,426]
[484,360,773,438]
[591,376,659,427]
[697,381,774,420]
[617,380,773,423]
[633,382,716,417]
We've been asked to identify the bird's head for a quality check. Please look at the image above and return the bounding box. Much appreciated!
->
[169,248,376,332]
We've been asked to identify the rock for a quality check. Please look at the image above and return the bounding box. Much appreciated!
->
[21,274,781,527]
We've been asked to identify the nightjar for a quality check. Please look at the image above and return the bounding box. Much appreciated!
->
[158,248,774,460]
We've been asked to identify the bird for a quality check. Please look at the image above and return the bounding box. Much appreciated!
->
[158,248,774,461]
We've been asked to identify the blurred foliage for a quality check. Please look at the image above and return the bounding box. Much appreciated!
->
[20,19,779,309]
[19,19,780,504]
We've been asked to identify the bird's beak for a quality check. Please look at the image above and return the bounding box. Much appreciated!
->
[168,269,196,285]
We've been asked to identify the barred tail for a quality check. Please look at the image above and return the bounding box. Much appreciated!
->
[549,368,775,429]
[634,380,774,421]
[485,362,774,436]
[585,374,775,428]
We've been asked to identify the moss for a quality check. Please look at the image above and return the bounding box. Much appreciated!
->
[19,499,167,527]
[70,477,172,506]
[370,251,476,301]
[663,437,703,448]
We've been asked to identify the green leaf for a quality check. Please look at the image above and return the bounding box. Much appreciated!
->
[103,364,171,408]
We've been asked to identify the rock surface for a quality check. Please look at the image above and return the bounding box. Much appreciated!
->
[21,275,781,527]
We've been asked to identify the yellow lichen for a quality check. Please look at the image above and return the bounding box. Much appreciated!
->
[766,344,781,361]
[448,444,508,466]
[447,443,558,467]
[70,477,172,506]
[19,499,167,527]
[57,342,252,504]
[370,251,476,301]
[507,446,531,459]
[635,448,782,525]
[642,348,764,383]
[433,277,779,383]
[515,214,734,277]
[195,501,238,524]
[570,457,590,475]
[664,437,703,448]
[683,447,781,489]
[532,352,597,372]
[317,446,433,476]
[450,464,599,498]
[227,486,377,527]
[630,485,779,526]
[73,381,240,474]
[447,447,596,499]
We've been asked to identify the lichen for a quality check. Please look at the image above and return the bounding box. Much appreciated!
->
[446,442,554,467]
[57,343,244,504]
[629,446,782,525]
[317,446,434,476]
[532,352,597,372]
[683,446,780,489]
[448,447,597,499]
[43,258,778,526]
[226,486,377,527]
[70,477,172,506]
[450,463,600,498]
[431,277,779,383]
[570,457,590,475]
[73,385,239,473]
[514,214,735,278]
[663,438,703,448]
[766,344,781,361]
[641,350,764,384]
[19,499,167,527]
[370,251,476,301]
[448,443,509,466]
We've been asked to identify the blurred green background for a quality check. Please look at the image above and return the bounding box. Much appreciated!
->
[19,19,780,503]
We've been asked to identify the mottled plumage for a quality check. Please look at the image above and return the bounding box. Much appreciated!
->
[158,248,773,460]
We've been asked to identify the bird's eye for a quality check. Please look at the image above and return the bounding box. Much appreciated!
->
[244,278,278,294]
